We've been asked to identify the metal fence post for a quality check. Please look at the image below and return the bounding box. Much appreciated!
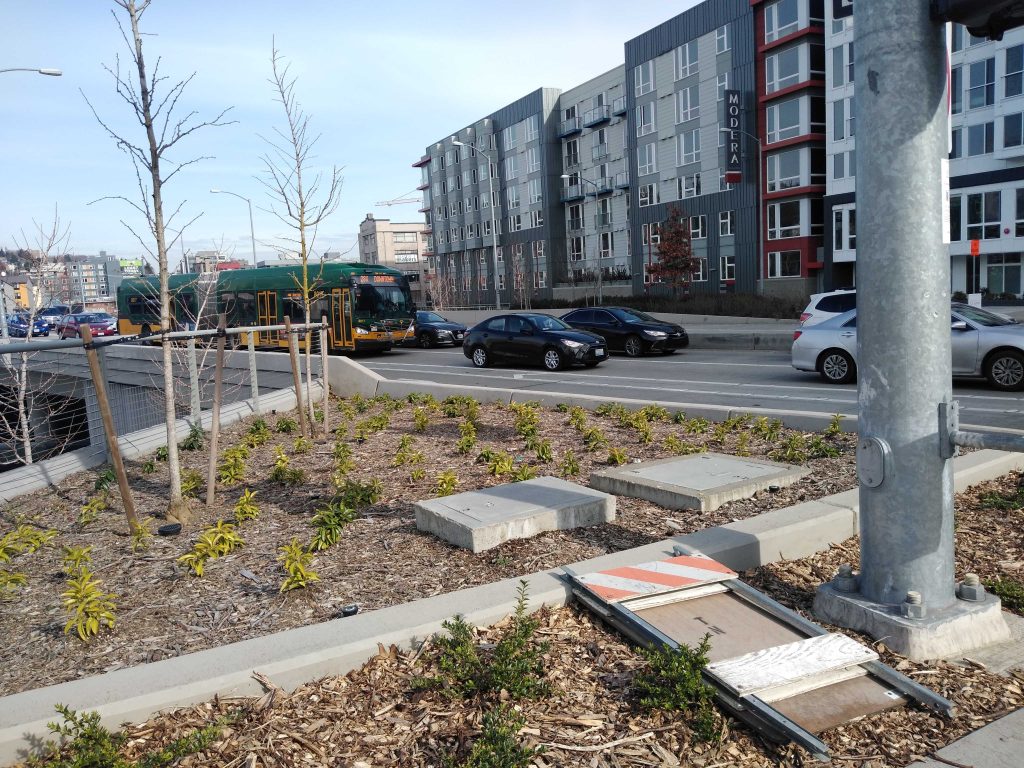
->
[247,331,260,417]
[319,320,330,435]
[205,316,227,507]
[187,337,201,422]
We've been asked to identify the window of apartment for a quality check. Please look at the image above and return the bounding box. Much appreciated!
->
[676,84,699,123]
[527,178,542,205]
[766,46,801,94]
[832,43,854,88]
[693,258,708,282]
[689,215,707,239]
[765,0,799,43]
[952,24,988,53]
[569,236,584,260]
[767,97,801,143]
[565,138,580,167]
[596,198,611,228]
[951,127,963,159]
[988,254,1022,294]
[951,194,962,241]
[833,97,855,140]
[596,231,613,259]
[811,95,826,133]
[767,148,801,192]
[636,101,655,137]
[638,142,657,175]
[445,150,452,168]
[508,214,523,232]
[678,173,702,199]
[1006,113,1024,148]
[719,168,734,192]
[721,254,736,280]
[768,200,802,239]
[768,250,801,278]
[967,191,1001,239]
[720,210,735,236]
[717,72,729,102]
[462,170,472,187]
[1016,190,1024,236]
[638,183,659,207]
[635,60,654,96]
[503,124,518,150]
[506,185,519,209]
[1007,45,1024,98]
[967,122,995,156]
[642,222,660,246]
[833,206,856,251]
[969,59,996,109]
[677,128,701,165]
[527,147,541,173]
[530,210,544,228]
[716,25,729,54]
[525,115,539,142]
[503,155,518,180]
[675,41,699,79]
[568,203,583,232]
[951,66,963,115]
[497,273,505,290]
[483,219,492,237]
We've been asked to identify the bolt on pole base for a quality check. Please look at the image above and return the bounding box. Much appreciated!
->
[813,583,1008,661]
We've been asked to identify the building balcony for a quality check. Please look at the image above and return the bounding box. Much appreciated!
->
[591,143,609,162]
[614,171,630,188]
[564,154,580,170]
[416,182,429,191]
[612,96,627,116]
[594,177,613,195]
[412,154,430,168]
[561,184,585,202]
[559,116,582,137]
[421,225,433,234]
[594,213,613,230]
[418,204,431,213]
[583,105,611,128]
[567,217,585,234]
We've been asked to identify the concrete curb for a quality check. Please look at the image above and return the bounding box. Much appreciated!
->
[2,449,1022,765]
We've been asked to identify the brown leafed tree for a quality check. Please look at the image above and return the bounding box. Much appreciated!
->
[650,205,699,299]
[84,0,232,526]
[258,43,343,437]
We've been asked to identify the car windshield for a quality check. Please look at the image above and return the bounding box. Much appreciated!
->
[77,314,111,323]
[953,305,1017,327]
[530,315,570,331]
[609,307,656,322]
[419,312,447,323]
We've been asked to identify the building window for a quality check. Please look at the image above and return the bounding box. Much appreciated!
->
[767,148,801,192]
[642,222,661,246]
[527,146,541,173]
[1008,45,1024,98]
[951,127,963,159]
[768,200,802,239]
[678,173,702,199]
[967,122,994,156]
[676,84,699,122]
[766,46,801,94]
[832,43,854,88]
[564,138,580,167]
[693,258,708,282]
[968,59,996,109]
[767,98,801,144]
[1006,113,1024,148]
[529,210,544,228]
[599,232,613,258]
[638,183,659,207]
[636,101,655,137]
[720,254,736,280]
[677,129,701,165]
[765,0,799,43]
[506,185,519,209]
[635,61,654,96]
[833,206,856,251]
[716,25,729,54]
[689,215,707,239]
[987,254,1022,294]
[525,115,539,142]
[967,191,1001,240]
[508,214,523,232]
[720,210,735,236]
[951,66,963,115]
[503,155,518,180]
[569,236,583,260]
[951,195,962,241]
[1017,190,1024,237]
[768,250,801,278]
[527,178,542,205]
[503,124,518,150]
[638,142,657,175]
[717,72,729,102]
[675,41,698,79]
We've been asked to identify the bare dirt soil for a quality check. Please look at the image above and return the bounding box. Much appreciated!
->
[2,394,1023,767]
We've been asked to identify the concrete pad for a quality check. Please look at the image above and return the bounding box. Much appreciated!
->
[912,707,1024,768]
[947,611,1024,674]
[590,452,810,512]
[414,476,615,553]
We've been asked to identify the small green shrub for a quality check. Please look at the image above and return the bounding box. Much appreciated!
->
[808,435,841,459]
[0,569,28,600]
[245,418,271,447]
[533,438,553,463]
[735,432,751,457]
[770,434,808,464]
[436,470,459,497]
[233,489,260,523]
[413,406,430,433]
[640,405,670,423]
[512,464,537,482]
[633,634,719,744]
[607,446,629,466]
[141,458,157,474]
[446,705,543,768]
[567,406,588,431]
[582,427,608,452]
[672,410,688,424]
[292,436,313,454]
[335,477,383,508]
[559,450,581,477]
[457,420,478,454]
[406,392,437,406]
[411,468,426,481]
[310,499,357,551]
[986,576,1024,613]
[825,413,844,437]
[753,416,783,442]
[352,393,371,413]
[217,454,245,486]
[176,521,245,577]
[62,567,117,641]
[155,445,169,461]
[278,538,318,592]
[179,423,204,451]
[487,451,515,477]
[663,435,705,456]
[979,483,1024,511]
[555,403,570,413]
[685,417,709,435]
[79,494,108,526]
[270,447,305,486]
[61,545,92,576]
[180,469,204,498]
[275,416,299,434]
[130,523,152,553]
[94,468,116,493]
[332,441,356,474]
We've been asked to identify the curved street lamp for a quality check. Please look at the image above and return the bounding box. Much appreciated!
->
[210,189,257,267]
[0,68,62,77]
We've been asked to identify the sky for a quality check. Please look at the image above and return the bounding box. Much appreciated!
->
[1,0,700,272]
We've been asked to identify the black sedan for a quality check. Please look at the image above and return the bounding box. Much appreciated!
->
[463,313,607,371]
[409,310,467,348]
[561,306,688,357]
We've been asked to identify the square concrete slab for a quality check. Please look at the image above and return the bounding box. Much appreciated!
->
[590,452,810,512]
[414,476,615,553]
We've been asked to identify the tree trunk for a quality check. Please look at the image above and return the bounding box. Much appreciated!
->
[16,352,32,464]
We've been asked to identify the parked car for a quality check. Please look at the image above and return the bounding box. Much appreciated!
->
[560,306,688,357]
[463,313,607,371]
[409,310,467,348]
[6,313,50,338]
[799,289,856,326]
[57,312,119,338]
[791,304,1024,390]
[38,305,71,328]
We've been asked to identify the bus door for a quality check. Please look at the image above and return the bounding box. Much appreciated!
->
[256,291,278,346]
[331,288,353,350]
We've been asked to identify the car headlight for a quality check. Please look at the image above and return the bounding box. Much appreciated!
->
[644,329,667,338]
[561,339,584,349]
[355,326,369,335]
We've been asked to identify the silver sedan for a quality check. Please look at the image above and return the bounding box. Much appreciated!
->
[791,304,1024,391]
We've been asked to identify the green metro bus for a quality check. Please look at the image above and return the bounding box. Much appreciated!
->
[116,262,416,353]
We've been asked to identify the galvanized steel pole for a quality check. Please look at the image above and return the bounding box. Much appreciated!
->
[855,0,954,609]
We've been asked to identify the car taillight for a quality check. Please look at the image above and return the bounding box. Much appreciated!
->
[793,330,803,341]
[799,312,811,323]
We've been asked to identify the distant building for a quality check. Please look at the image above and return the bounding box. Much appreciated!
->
[38,251,125,306]
[358,213,431,305]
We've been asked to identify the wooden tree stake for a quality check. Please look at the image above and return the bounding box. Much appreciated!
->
[285,317,308,437]
[205,315,227,507]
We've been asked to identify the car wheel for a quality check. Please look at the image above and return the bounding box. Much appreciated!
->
[543,347,565,371]
[624,334,644,357]
[985,349,1024,391]
[471,346,490,368]
[819,349,856,384]
[417,331,435,349]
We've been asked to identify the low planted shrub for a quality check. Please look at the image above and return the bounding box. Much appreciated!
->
[753,416,783,442]
[292,436,313,454]
[275,416,299,434]
[808,435,840,459]
[310,499,357,551]
[62,567,117,641]
[180,469,204,498]
[176,521,244,577]
[94,468,116,493]
[79,494,108,526]
[559,450,581,478]
[486,451,515,477]
[986,576,1024,613]
[270,447,305,486]
[607,446,629,466]
[633,633,720,744]
[663,435,706,456]
[245,418,271,447]
[435,470,459,497]
[279,537,318,592]
[825,413,844,437]
[511,464,537,482]
[179,423,204,451]
[769,434,808,464]
[233,489,260,523]
[335,477,383,508]
[445,705,542,768]
[0,569,27,600]
[457,420,478,454]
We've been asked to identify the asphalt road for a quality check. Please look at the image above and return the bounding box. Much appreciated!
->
[361,345,1024,432]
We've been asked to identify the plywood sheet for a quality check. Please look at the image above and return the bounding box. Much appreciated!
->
[773,674,906,733]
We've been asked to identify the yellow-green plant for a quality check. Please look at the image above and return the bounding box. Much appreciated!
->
[233,489,260,523]
[735,432,752,457]
[406,392,437,406]
[393,436,418,466]
[79,494,108,526]
[769,434,808,464]
[180,469,203,498]
[582,427,608,452]
[292,436,313,454]
[62,545,92,575]
[457,420,477,454]
[607,446,629,466]
[275,416,298,434]
[673,410,688,424]
[155,445,169,461]
[559,450,581,477]
[711,422,730,443]
[635,419,654,446]
[0,569,27,600]
[245,418,271,447]
[223,445,250,461]
[435,470,459,496]
[486,451,514,477]
[567,406,588,430]
[753,416,783,442]
[310,499,357,551]
[413,406,430,433]
[176,521,244,577]
[411,467,426,481]
[333,441,355,474]
[141,458,157,474]
[335,477,383,508]
[533,438,553,463]
[217,454,245,485]
[664,435,706,456]
[640,405,670,423]
[62,567,117,641]
[825,413,844,437]
[179,423,205,451]
[808,435,840,459]
[685,417,710,435]
[279,538,319,592]
[130,523,153,553]
[512,464,537,482]
[270,446,304,486]
[2,524,57,556]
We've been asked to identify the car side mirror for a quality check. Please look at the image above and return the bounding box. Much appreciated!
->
[951,320,969,331]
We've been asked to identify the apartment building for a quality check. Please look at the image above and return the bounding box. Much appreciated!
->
[38,252,125,305]
[358,213,432,305]
[823,10,1024,299]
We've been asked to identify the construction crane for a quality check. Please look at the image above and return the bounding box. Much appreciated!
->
[375,189,421,206]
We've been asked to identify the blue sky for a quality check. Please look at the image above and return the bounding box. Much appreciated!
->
[1,1,698,271]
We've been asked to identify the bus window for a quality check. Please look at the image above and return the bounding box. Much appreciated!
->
[354,286,375,313]
[311,297,329,322]
[283,296,305,323]
[236,292,257,325]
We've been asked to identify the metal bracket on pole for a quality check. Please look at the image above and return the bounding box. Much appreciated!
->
[857,436,891,488]
[941,399,1024,457]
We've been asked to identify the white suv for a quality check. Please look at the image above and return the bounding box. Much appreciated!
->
[799,289,856,326]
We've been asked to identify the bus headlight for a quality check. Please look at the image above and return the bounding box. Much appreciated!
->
[355,327,369,335]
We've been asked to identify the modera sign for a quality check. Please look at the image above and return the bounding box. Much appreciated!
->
[725,90,742,184]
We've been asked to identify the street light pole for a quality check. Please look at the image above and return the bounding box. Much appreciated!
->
[0,68,61,77]
[210,189,257,267]
[721,127,763,296]
[451,139,500,310]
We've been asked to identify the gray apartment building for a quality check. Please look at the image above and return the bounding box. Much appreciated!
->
[358,213,432,305]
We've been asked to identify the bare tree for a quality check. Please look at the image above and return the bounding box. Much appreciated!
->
[510,247,530,310]
[258,43,343,437]
[84,0,232,526]
[427,272,455,311]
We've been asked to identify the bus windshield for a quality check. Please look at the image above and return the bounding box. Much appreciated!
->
[353,282,413,318]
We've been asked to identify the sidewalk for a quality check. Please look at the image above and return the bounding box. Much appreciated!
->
[913,706,1023,767]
